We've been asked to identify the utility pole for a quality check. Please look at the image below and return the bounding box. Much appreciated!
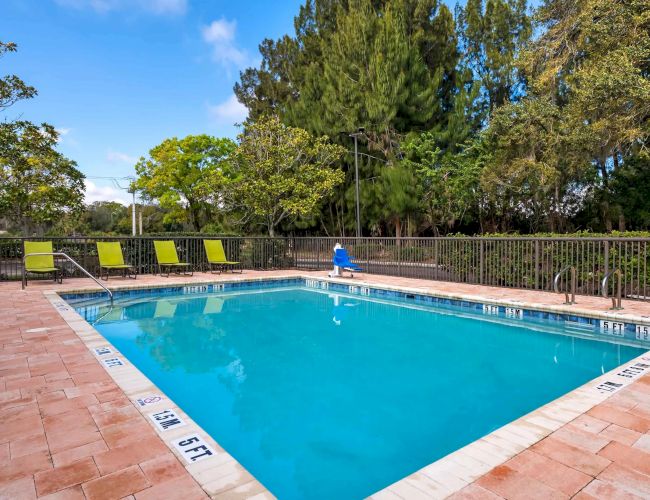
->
[131,190,136,236]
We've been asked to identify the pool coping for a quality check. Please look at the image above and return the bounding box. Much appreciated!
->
[46,274,650,499]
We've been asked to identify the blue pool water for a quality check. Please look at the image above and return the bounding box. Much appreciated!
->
[70,285,645,499]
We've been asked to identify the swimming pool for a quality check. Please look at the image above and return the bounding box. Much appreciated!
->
[65,280,648,499]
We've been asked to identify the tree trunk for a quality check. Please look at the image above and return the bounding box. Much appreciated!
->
[602,201,613,232]
[599,158,609,185]
[187,202,202,232]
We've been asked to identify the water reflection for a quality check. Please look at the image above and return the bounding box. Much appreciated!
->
[329,293,359,326]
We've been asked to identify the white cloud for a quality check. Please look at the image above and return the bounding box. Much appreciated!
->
[107,150,138,164]
[201,18,249,68]
[145,0,186,14]
[202,18,236,42]
[208,94,248,125]
[54,0,186,15]
[55,127,71,144]
[84,180,131,205]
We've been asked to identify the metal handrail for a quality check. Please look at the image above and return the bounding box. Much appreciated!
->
[602,269,623,310]
[553,265,576,305]
[22,252,113,303]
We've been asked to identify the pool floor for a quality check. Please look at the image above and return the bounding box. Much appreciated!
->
[79,286,646,499]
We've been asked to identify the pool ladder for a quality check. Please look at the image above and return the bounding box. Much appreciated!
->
[554,266,576,305]
[601,269,623,310]
[22,252,113,304]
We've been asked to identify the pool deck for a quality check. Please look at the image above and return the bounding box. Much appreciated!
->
[2,271,650,499]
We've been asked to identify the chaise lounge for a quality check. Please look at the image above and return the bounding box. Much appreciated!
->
[204,239,241,274]
[153,240,193,277]
[97,241,137,280]
[23,241,63,286]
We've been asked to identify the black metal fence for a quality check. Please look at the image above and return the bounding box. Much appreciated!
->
[2,236,649,300]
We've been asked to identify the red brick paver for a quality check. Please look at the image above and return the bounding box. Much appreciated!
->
[453,375,650,499]
[0,277,210,499]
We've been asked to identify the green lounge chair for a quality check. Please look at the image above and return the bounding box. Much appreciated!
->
[97,242,136,280]
[23,241,62,286]
[204,240,241,274]
[153,240,193,277]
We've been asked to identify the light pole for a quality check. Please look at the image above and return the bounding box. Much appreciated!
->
[349,128,365,238]
[131,189,136,236]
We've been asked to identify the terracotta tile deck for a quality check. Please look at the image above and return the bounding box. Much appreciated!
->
[2,270,650,499]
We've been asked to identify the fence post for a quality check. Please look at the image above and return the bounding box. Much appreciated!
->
[434,239,439,281]
[83,238,89,276]
[604,240,610,282]
[534,240,540,290]
[397,239,402,277]
[137,238,142,275]
[478,239,485,285]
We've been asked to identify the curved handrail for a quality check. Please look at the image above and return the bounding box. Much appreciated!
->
[601,269,623,310]
[22,252,113,303]
[553,265,576,305]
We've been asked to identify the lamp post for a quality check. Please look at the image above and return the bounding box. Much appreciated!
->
[349,128,365,238]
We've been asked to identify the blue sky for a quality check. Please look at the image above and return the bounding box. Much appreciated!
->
[1,0,303,203]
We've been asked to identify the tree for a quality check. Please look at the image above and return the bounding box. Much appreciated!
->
[457,0,531,115]
[234,0,463,236]
[134,135,236,231]
[0,121,85,234]
[401,131,483,234]
[0,41,36,111]
[477,97,588,232]
[377,164,421,238]
[83,201,128,233]
[0,41,85,235]
[231,115,345,236]
[523,0,650,230]
[234,36,298,121]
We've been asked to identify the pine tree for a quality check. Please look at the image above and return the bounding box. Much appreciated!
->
[457,0,531,116]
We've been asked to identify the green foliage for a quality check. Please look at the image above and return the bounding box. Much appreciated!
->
[0,41,84,236]
[0,41,37,110]
[0,121,85,234]
[318,0,437,137]
[134,135,236,231]
[376,164,421,237]
[419,0,650,234]
[521,0,650,230]
[457,0,531,114]
[401,131,483,234]
[84,201,128,233]
[231,115,346,236]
